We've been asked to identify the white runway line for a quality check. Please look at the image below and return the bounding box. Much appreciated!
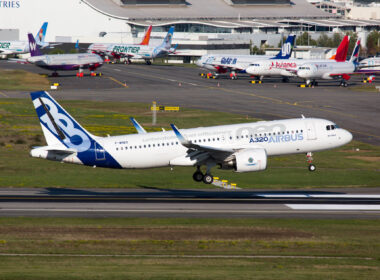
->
[286,204,380,210]
[259,194,380,198]
[113,69,121,72]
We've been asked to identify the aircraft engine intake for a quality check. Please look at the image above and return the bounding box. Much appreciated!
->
[233,148,267,172]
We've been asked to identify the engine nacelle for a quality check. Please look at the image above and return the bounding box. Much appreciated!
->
[234,148,267,173]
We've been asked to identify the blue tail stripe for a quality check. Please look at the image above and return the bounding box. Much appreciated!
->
[31,91,122,169]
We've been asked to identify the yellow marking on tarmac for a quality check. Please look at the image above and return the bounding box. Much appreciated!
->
[0,91,9,98]
[120,68,358,119]
[107,76,128,88]
[349,129,380,139]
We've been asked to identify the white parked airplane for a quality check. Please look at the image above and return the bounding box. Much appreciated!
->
[196,35,296,79]
[29,91,352,184]
[245,35,350,83]
[0,22,48,55]
[88,25,152,62]
[106,26,176,65]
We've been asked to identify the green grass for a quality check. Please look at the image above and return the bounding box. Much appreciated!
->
[0,217,379,279]
[0,70,50,91]
[0,98,379,188]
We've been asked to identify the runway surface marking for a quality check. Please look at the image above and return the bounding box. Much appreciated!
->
[286,204,380,210]
[107,76,128,88]
[0,91,9,98]
[0,253,372,260]
[259,194,380,198]
[3,208,380,214]
[121,68,358,119]
[348,129,380,139]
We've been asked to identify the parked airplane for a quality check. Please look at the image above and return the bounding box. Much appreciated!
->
[88,25,152,61]
[29,91,352,184]
[0,22,48,55]
[107,26,175,65]
[245,35,350,82]
[293,38,362,87]
[358,56,380,74]
[195,34,296,79]
[26,33,103,77]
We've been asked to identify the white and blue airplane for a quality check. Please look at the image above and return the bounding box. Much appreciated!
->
[196,34,296,79]
[0,22,49,55]
[30,91,352,184]
[106,26,176,65]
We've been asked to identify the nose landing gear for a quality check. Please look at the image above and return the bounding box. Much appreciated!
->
[306,152,316,172]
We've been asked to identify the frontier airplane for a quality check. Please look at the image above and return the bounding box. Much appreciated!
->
[29,91,352,184]
[0,22,48,55]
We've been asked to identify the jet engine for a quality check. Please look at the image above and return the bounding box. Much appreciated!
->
[233,148,267,172]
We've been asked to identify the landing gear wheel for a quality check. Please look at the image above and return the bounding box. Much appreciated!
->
[282,77,289,83]
[308,164,316,172]
[192,171,204,182]
[203,174,214,184]
[146,60,152,65]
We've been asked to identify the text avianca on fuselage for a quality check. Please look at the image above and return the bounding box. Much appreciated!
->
[0,22,48,55]
[195,34,296,79]
[26,33,103,77]
[29,91,352,184]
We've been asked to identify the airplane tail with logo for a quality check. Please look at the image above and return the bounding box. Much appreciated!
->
[333,35,349,62]
[272,34,296,60]
[349,39,361,63]
[160,26,174,50]
[27,33,43,56]
[29,91,121,168]
[35,22,48,46]
[139,25,152,45]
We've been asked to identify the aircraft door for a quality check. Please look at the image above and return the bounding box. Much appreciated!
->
[305,121,317,140]
[95,142,106,160]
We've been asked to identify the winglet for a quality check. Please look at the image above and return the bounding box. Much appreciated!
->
[130,117,147,134]
[170,124,190,145]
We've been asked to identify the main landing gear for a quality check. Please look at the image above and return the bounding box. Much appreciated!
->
[306,152,316,172]
[192,166,214,184]
[145,60,152,65]
[339,80,348,87]
[306,80,318,87]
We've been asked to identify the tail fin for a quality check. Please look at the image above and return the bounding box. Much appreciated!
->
[28,33,43,56]
[350,39,361,62]
[161,26,174,50]
[30,91,95,152]
[35,22,48,45]
[272,34,296,60]
[139,25,152,45]
[75,39,79,50]
[334,35,349,62]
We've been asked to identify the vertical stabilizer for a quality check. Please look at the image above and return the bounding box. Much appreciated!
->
[27,33,43,56]
[35,22,48,46]
[334,35,349,62]
[139,25,152,45]
[350,39,361,63]
[272,34,296,59]
[161,26,174,50]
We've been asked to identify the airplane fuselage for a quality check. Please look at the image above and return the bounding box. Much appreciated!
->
[27,53,103,71]
[31,117,352,170]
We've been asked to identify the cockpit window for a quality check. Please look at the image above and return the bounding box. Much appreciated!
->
[326,124,339,131]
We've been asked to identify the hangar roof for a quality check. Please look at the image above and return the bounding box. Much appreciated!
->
[83,0,331,21]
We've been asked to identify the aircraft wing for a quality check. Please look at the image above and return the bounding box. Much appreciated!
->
[171,124,235,162]
[0,49,15,55]
[209,61,246,72]
[7,58,29,64]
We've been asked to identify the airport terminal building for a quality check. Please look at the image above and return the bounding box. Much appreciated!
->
[0,0,379,58]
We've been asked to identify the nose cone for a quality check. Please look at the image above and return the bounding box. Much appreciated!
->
[343,129,353,144]
[297,70,308,78]
[246,66,256,75]
[195,59,202,67]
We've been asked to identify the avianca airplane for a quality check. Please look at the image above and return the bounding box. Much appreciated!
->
[107,26,176,65]
[26,34,103,77]
[88,25,152,61]
[245,35,349,82]
[0,22,48,55]
[29,91,352,184]
[294,38,369,87]
[195,34,296,79]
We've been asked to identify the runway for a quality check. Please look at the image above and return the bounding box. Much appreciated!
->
[0,61,379,145]
[1,188,379,218]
